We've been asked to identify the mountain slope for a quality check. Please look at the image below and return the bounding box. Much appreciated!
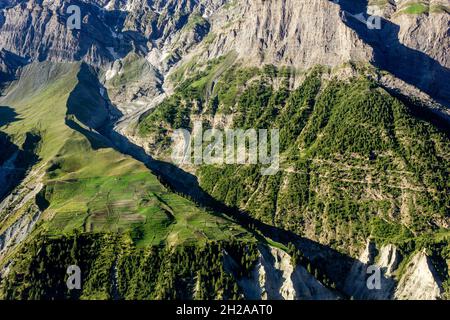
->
[0,0,449,300]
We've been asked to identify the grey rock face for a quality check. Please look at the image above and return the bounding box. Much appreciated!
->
[0,0,221,66]
[338,0,450,104]
[343,241,397,300]
[200,0,373,68]
[344,240,444,300]
[229,245,338,300]
[0,0,123,65]
[394,251,444,300]
[172,0,449,105]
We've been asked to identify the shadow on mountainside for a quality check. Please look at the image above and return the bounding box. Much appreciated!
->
[65,63,121,150]
[107,134,399,298]
[38,1,134,63]
[332,0,450,107]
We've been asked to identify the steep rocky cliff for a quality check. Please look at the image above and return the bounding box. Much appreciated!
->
[194,0,373,68]
[344,240,445,300]
[395,250,444,300]
[235,246,338,300]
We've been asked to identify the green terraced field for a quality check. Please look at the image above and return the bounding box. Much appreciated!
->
[0,62,253,249]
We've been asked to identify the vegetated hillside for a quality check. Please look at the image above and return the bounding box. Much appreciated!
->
[1,233,259,300]
[137,59,450,275]
[0,61,262,299]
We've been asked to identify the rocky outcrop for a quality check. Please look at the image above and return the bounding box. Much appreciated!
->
[367,0,449,68]
[103,52,163,116]
[392,3,449,69]
[0,204,41,256]
[0,172,44,260]
[170,0,449,107]
[340,0,450,104]
[344,240,444,300]
[0,0,120,65]
[394,251,444,300]
[377,244,402,277]
[344,241,397,299]
[235,246,338,300]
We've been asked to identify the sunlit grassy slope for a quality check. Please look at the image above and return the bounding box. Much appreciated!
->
[0,62,251,247]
